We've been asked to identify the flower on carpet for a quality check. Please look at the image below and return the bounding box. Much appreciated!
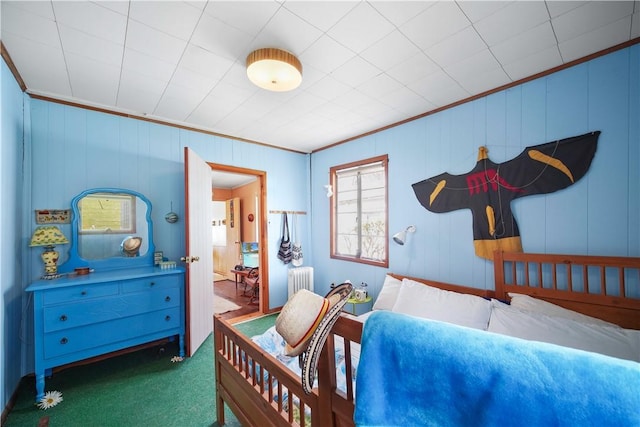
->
[37,390,63,410]
[171,356,184,363]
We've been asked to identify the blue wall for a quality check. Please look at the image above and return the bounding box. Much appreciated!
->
[1,59,29,412]
[2,43,638,404]
[311,45,640,300]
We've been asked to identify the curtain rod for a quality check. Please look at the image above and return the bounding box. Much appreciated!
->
[269,210,307,215]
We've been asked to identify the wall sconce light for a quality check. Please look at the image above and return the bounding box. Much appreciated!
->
[393,225,416,245]
[324,184,333,198]
[30,225,69,279]
[246,48,303,92]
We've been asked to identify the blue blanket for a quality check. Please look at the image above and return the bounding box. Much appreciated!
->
[354,311,640,427]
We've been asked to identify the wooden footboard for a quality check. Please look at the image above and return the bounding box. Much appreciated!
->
[317,315,364,427]
[214,314,320,427]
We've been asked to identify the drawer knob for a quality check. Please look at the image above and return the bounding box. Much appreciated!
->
[60,315,68,322]
[150,282,155,287]
[165,315,171,321]
[81,291,87,296]
[165,296,171,302]
[60,337,68,345]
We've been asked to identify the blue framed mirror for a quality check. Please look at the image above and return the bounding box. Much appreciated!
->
[60,188,155,272]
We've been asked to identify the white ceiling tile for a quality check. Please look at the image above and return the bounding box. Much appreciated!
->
[473,1,549,46]
[426,26,487,69]
[58,24,123,66]
[306,75,352,102]
[1,2,60,48]
[170,65,218,94]
[92,1,130,16]
[357,73,404,100]
[129,1,203,41]
[187,92,232,128]
[332,89,376,110]
[401,2,471,50]
[552,1,634,43]
[454,65,510,95]
[331,56,381,88]
[385,53,440,86]
[369,1,435,27]
[117,68,167,113]
[502,45,562,81]
[284,1,358,32]
[545,1,588,19]
[1,33,71,96]
[203,0,280,36]
[3,0,54,20]
[360,30,421,72]
[456,1,510,23]
[122,48,176,82]
[65,52,119,106]
[179,43,235,81]
[299,35,353,74]
[446,49,503,86]
[633,8,640,38]
[377,86,432,116]
[190,12,253,60]
[491,21,556,65]
[558,16,633,63]
[250,7,323,56]
[53,1,127,44]
[408,70,470,106]
[327,2,395,53]
[125,21,187,65]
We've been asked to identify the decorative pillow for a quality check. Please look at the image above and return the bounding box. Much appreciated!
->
[508,292,620,328]
[488,301,640,362]
[390,278,492,330]
[372,274,402,311]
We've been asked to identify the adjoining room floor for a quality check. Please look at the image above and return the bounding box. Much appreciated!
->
[214,278,259,321]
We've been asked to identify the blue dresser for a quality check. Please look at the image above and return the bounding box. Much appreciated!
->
[26,266,185,400]
[26,187,185,401]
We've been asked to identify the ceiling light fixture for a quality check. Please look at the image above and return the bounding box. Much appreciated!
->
[246,48,302,92]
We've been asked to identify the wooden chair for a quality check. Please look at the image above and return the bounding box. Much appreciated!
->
[244,267,259,304]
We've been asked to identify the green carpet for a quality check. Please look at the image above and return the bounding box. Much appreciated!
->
[5,315,277,427]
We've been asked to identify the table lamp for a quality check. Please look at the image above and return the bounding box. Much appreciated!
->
[30,225,69,279]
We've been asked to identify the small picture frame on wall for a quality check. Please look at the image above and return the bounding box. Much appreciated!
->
[35,209,71,224]
[154,251,164,266]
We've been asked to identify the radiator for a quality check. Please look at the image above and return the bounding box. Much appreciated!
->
[288,267,314,297]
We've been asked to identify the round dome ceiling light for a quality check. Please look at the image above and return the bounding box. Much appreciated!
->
[246,48,302,92]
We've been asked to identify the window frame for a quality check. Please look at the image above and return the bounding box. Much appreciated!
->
[329,154,389,268]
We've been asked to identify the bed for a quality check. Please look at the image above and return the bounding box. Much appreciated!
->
[213,251,640,427]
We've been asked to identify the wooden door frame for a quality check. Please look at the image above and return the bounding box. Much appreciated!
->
[208,163,269,313]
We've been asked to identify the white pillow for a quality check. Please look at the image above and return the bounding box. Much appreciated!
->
[488,301,640,362]
[390,278,492,330]
[372,274,402,311]
[508,292,620,328]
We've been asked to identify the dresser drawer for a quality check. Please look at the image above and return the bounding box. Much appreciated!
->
[43,282,119,305]
[122,275,181,293]
[43,306,182,359]
[43,287,181,333]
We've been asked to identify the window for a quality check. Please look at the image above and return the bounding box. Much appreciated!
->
[330,155,388,267]
[79,193,136,235]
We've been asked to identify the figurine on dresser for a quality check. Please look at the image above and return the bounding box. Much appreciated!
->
[26,188,185,401]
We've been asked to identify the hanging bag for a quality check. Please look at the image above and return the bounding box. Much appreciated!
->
[277,213,293,264]
[292,213,304,266]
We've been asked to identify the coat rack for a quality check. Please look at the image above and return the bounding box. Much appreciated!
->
[269,210,307,215]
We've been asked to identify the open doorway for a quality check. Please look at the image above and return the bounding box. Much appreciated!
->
[209,163,269,319]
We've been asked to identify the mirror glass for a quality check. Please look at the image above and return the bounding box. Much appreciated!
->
[62,188,155,272]
[78,193,149,259]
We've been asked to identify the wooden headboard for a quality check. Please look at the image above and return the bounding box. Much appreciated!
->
[493,251,640,329]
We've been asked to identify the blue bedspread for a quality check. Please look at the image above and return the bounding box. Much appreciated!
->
[354,311,640,427]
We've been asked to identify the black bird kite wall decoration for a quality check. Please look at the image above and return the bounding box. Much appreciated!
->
[412,131,600,260]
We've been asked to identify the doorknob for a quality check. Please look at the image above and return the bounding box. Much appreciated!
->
[180,256,200,263]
